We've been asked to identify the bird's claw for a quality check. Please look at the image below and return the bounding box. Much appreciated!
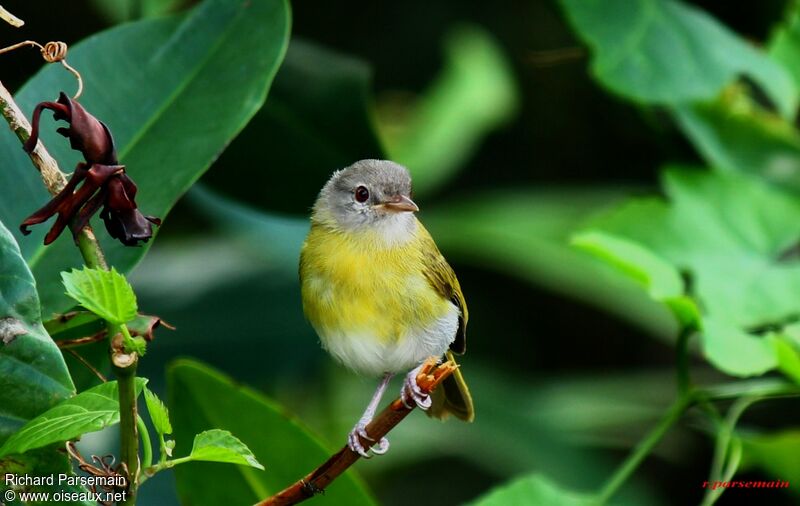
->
[401,370,431,410]
[347,420,389,457]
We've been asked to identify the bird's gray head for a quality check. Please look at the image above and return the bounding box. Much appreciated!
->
[313,160,418,237]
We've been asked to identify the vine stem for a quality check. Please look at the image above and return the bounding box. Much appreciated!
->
[675,327,692,394]
[699,397,757,506]
[596,392,694,505]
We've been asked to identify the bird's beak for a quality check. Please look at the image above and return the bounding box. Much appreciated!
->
[378,195,419,213]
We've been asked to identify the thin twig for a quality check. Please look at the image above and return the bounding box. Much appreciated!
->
[0,4,23,27]
[0,40,83,99]
[257,357,458,506]
[65,348,108,382]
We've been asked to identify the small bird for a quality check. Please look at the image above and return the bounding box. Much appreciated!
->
[300,159,474,457]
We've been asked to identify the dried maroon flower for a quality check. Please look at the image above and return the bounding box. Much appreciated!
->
[20,92,160,246]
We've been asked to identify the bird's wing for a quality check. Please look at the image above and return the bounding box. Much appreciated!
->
[419,229,468,354]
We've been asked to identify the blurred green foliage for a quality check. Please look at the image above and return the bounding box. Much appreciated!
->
[1,0,800,505]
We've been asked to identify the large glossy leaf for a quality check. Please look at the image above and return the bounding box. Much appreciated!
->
[203,38,384,214]
[168,359,375,506]
[0,0,290,317]
[0,219,73,445]
[560,0,797,117]
[0,379,146,458]
[378,24,519,196]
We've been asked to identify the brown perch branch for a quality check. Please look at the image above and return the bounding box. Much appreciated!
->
[256,357,458,506]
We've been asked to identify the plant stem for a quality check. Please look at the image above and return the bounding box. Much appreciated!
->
[596,392,694,505]
[114,350,139,506]
[140,455,193,483]
[675,327,692,394]
[700,397,757,506]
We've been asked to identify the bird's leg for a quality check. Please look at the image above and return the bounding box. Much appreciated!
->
[348,372,394,458]
[401,361,433,410]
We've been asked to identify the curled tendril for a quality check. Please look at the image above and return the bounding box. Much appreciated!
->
[0,39,83,99]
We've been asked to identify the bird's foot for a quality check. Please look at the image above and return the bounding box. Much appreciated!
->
[401,366,432,410]
[347,418,390,458]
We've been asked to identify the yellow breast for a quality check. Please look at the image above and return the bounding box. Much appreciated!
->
[299,219,451,346]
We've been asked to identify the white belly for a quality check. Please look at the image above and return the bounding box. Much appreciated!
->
[319,302,459,377]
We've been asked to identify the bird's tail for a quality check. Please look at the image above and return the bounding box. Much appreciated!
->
[428,351,474,422]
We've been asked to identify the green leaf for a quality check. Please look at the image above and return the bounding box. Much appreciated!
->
[701,317,777,376]
[0,219,73,445]
[168,359,375,506]
[203,38,383,215]
[144,387,172,436]
[469,473,596,506]
[769,331,800,385]
[571,230,700,329]
[0,379,146,457]
[571,231,683,299]
[61,267,137,325]
[769,2,800,91]
[560,0,797,117]
[378,24,519,195]
[584,167,800,376]
[0,0,290,317]
[672,89,800,193]
[188,429,263,470]
[89,0,185,23]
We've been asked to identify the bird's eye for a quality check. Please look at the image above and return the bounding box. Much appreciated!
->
[354,185,370,203]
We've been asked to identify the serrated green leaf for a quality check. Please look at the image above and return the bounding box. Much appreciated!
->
[1,0,290,317]
[144,387,172,437]
[469,473,597,506]
[61,267,138,325]
[560,0,797,117]
[0,379,146,457]
[188,429,264,470]
[0,219,74,445]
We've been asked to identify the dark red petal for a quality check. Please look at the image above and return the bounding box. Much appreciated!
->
[23,101,69,153]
